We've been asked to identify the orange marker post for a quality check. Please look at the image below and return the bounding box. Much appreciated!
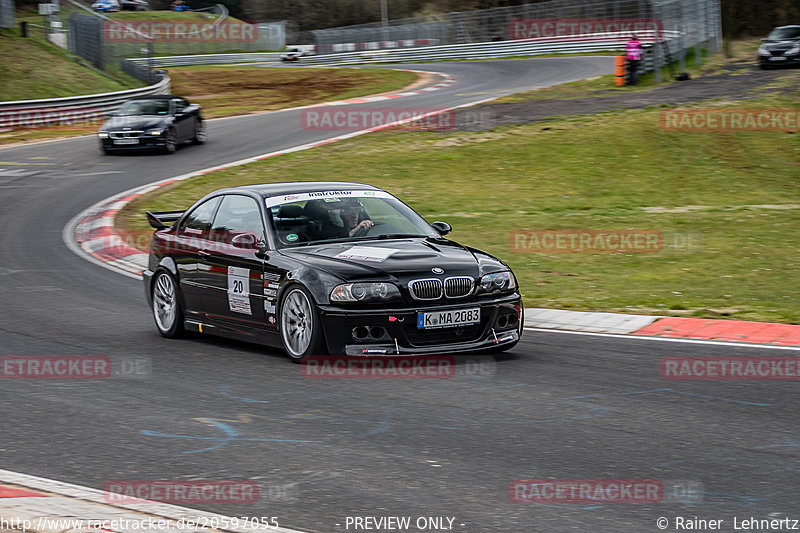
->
[615,55,626,86]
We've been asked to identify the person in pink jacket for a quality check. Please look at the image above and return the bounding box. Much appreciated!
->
[626,35,643,85]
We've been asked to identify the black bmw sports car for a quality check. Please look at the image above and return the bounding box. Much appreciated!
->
[98,95,206,155]
[758,25,800,69]
[143,182,523,361]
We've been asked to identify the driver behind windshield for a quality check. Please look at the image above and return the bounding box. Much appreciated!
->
[321,199,374,239]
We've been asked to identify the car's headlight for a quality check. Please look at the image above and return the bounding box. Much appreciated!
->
[331,282,400,302]
[758,45,771,56]
[478,271,517,293]
[146,129,163,136]
[98,132,109,138]
[787,44,800,55]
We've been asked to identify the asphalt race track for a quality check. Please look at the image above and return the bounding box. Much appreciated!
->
[2,57,799,532]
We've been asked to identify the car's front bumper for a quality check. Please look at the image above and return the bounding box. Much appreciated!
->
[100,136,166,151]
[759,54,800,67]
[318,294,523,355]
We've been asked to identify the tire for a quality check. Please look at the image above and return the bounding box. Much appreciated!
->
[192,120,207,145]
[162,128,177,154]
[102,146,115,155]
[279,285,325,362]
[152,270,185,338]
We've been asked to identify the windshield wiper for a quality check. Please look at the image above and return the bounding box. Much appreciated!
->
[374,233,425,240]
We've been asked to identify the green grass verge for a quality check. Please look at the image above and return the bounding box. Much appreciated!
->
[119,64,800,324]
[0,24,140,100]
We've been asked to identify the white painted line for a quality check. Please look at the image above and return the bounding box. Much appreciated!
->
[0,468,308,533]
[524,327,800,352]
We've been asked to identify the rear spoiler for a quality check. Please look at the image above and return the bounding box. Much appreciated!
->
[146,210,184,230]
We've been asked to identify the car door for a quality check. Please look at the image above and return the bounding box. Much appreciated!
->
[171,196,221,315]
[170,97,193,141]
[200,194,267,328]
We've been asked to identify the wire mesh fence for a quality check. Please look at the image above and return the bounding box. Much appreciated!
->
[312,0,721,57]
[62,1,284,83]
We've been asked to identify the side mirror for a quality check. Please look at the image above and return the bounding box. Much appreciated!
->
[255,240,269,259]
[231,233,258,249]
[431,221,451,236]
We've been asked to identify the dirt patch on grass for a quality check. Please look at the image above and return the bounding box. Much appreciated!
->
[167,67,418,118]
[456,62,800,130]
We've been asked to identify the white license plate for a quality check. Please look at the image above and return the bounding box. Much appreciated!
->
[417,308,480,329]
[113,138,139,145]
[769,56,787,61]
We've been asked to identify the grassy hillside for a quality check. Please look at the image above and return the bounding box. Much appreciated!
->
[0,25,139,101]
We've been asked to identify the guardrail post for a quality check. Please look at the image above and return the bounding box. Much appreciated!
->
[653,43,661,84]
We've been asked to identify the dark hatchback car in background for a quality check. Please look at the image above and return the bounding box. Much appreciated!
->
[98,95,206,155]
[758,25,800,68]
[143,182,523,361]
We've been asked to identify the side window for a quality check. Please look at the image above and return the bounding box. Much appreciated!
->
[211,195,264,245]
[180,197,221,234]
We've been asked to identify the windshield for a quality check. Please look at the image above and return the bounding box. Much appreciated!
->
[117,99,170,116]
[266,191,439,246]
[767,27,800,40]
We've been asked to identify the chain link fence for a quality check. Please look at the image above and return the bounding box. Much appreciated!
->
[312,0,720,57]
[64,1,284,83]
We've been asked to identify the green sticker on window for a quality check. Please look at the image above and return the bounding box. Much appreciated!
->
[286,234,298,242]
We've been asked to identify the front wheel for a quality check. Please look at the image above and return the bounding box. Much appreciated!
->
[192,120,207,144]
[279,286,325,362]
[152,270,185,338]
[162,129,177,154]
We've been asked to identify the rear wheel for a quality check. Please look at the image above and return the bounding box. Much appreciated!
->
[152,270,185,338]
[279,286,325,362]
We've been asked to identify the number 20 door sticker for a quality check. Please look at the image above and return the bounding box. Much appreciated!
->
[228,266,252,315]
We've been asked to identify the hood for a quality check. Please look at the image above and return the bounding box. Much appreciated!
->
[101,116,168,132]
[280,238,505,282]
[763,40,799,52]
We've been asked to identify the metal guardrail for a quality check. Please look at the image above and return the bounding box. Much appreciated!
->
[299,32,679,66]
[127,52,281,67]
[0,75,170,129]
